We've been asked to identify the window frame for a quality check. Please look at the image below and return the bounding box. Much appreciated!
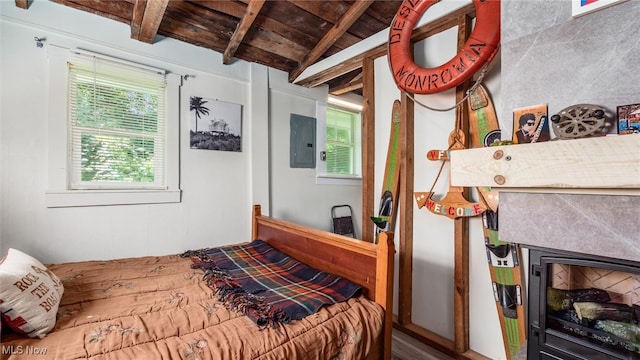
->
[315,99,362,186]
[45,47,181,207]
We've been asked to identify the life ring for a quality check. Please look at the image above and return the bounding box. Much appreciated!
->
[388,0,500,94]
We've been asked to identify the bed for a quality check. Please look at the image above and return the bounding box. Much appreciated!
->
[1,205,394,360]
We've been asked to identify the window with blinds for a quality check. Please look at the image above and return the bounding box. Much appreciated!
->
[326,106,359,176]
[67,53,167,190]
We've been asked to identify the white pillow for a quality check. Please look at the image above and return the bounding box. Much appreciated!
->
[0,248,64,338]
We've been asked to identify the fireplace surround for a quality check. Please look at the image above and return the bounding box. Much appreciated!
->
[449,135,640,359]
[499,192,640,360]
[527,246,639,359]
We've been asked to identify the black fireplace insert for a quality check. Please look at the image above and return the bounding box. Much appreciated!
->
[527,247,640,360]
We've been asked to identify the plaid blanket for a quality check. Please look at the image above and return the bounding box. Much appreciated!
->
[182,240,362,327]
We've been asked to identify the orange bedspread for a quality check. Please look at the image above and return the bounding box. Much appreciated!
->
[1,253,383,359]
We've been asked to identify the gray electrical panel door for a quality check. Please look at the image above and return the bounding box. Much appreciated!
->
[290,114,316,168]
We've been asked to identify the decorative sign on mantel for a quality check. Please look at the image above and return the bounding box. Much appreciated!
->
[617,103,640,135]
[571,0,629,17]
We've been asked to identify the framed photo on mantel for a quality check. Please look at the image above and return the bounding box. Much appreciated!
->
[512,104,550,144]
[617,103,640,135]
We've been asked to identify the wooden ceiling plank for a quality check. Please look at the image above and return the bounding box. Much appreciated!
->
[136,0,169,43]
[232,42,298,72]
[241,29,309,62]
[288,0,350,23]
[365,0,401,24]
[295,3,475,87]
[51,0,132,25]
[330,83,363,96]
[329,74,363,95]
[159,14,230,52]
[288,0,375,83]
[15,0,29,9]
[223,0,266,65]
[192,0,247,18]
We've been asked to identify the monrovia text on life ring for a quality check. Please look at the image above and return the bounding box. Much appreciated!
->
[388,0,500,94]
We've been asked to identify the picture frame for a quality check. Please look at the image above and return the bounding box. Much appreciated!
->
[190,97,242,152]
[512,104,551,144]
[617,103,640,135]
[572,0,628,17]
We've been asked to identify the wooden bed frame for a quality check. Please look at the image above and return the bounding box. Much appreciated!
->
[251,205,395,360]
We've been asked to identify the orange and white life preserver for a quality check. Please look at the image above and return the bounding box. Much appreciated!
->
[388,0,500,94]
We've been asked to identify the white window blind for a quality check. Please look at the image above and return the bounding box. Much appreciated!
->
[67,52,167,190]
[326,106,358,176]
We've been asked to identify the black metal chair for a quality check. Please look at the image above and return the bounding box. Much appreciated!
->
[331,205,355,238]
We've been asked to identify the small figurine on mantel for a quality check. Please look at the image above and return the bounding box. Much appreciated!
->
[512,104,551,144]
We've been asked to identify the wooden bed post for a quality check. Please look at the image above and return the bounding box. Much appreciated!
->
[252,204,261,240]
[375,232,395,360]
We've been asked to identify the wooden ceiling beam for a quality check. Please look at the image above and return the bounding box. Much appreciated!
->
[296,46,385,88]
[330,82,363,96]
[130,0,147,39]
[15,0,29,9]
[131,0,168,43]
[223,0,266,65]
[294,3,475,88]
[288,0,375,83]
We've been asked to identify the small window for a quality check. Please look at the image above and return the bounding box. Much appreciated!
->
[67,54,167,190]
[326,106,358,176]
[316,97,362,185]
[45,48,181,207]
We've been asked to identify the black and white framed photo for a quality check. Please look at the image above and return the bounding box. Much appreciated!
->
[190,97,242,152]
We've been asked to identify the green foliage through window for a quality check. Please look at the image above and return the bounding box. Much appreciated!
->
[326,107,358,175]
[68,55,166,189]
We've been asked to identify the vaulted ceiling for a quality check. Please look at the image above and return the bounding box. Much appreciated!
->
[16,0,404,95]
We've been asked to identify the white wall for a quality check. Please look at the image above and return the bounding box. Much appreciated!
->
[0,0,358,264]
[267,73,363,235]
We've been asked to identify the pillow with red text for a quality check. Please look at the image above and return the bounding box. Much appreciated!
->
[0,248,64,338]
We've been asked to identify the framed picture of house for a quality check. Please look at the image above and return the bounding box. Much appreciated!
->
[190,97,242,152]
[572,0,628,17]
[617,103,640,135]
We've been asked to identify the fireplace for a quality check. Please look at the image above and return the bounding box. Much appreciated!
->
[495,192,640,360]
[527,247,640,360]
[448,137,640,359]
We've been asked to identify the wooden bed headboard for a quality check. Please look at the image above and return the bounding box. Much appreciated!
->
[251,204,394,360]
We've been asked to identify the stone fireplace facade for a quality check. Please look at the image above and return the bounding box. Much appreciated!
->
[500,192,640,359]
[500,192,639,264]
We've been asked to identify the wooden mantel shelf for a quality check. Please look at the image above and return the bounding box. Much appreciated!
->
[450,134,640,195]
